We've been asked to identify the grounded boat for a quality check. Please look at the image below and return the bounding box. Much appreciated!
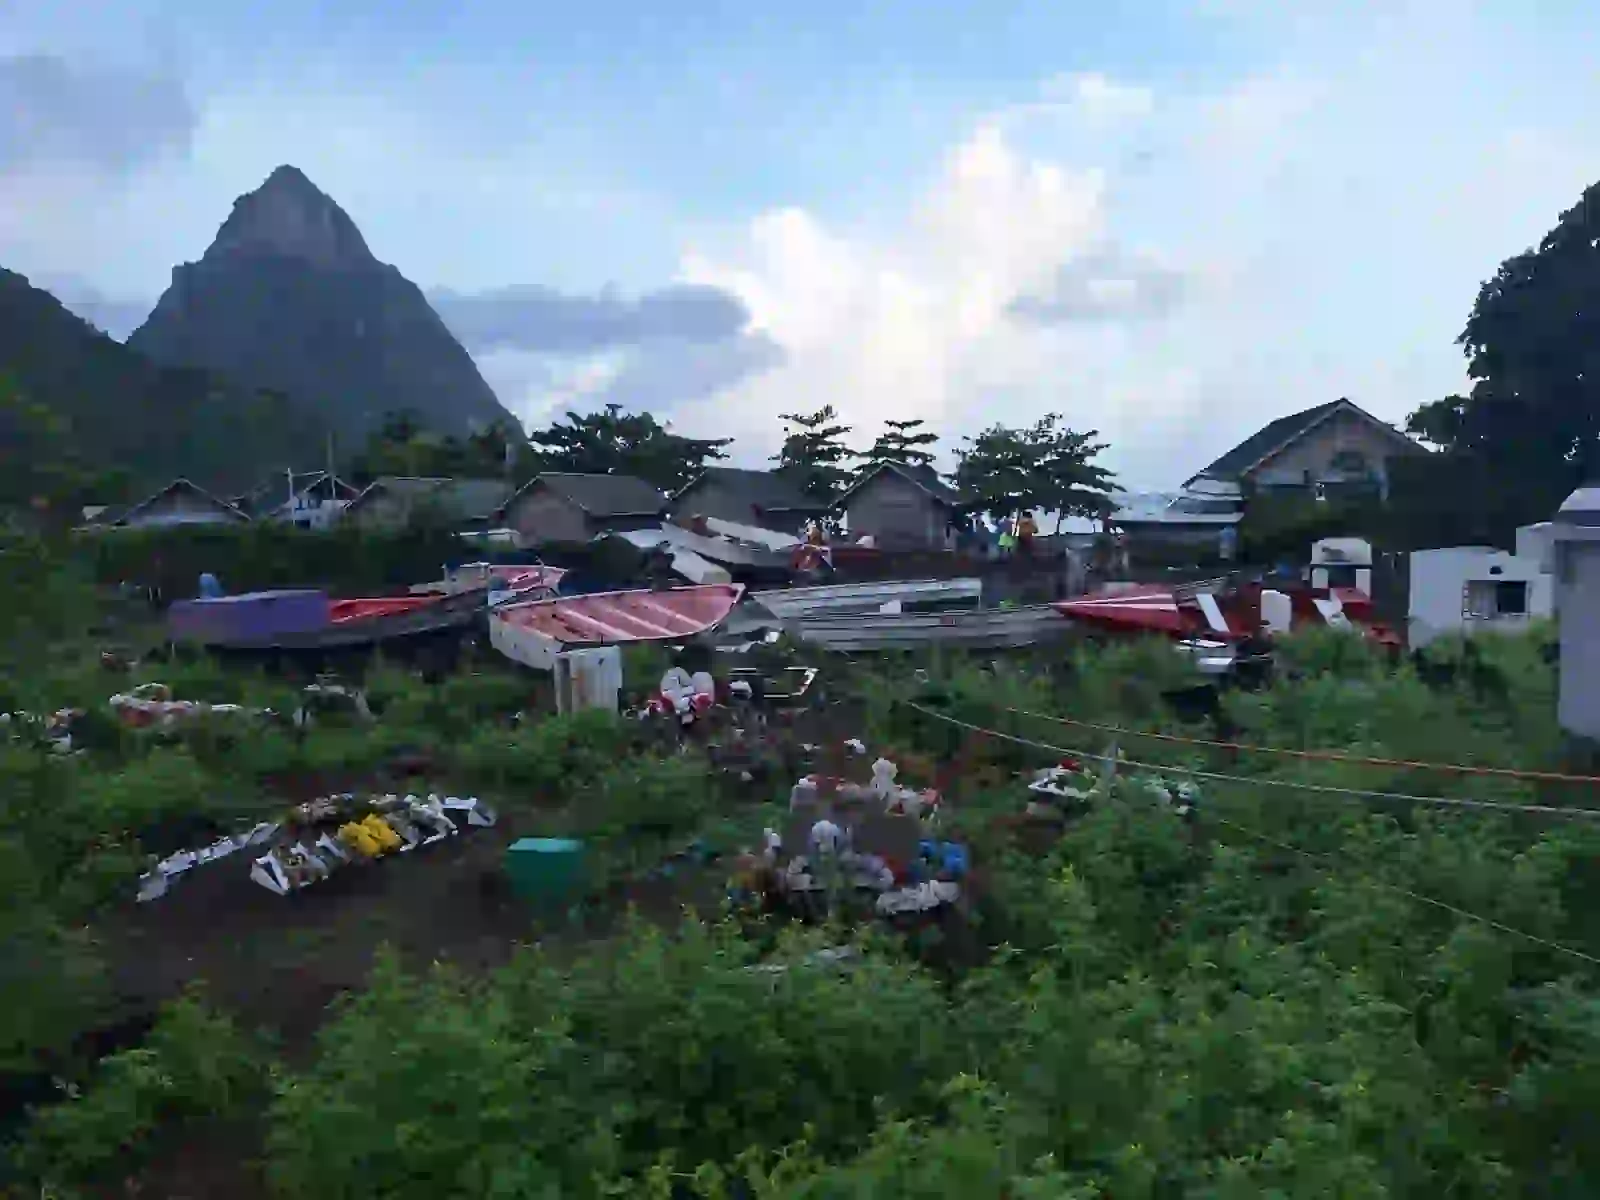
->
[170,587,492,653]
[752,578,984,621]
[1055,576,1401,652]
[790,604,1070,653]
[488,584,746,671]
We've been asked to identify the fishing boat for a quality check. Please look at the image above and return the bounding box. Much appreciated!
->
[169,586,493,654]
[752,578,983,621]
[488,583,746,671]
[1055,575,1400,656]
[790,604,1071,653]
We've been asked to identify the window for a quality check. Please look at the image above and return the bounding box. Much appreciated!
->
[1464,579,1529,619]
[1323,564,1360,589]
[1495,580,1529,616]
[1329,449,1369,475]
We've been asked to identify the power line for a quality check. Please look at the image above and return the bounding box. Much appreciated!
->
[1211,815,1600,969]
[902,701,1600,819]
[1005,705,1600,785]
[899,700,1600,970]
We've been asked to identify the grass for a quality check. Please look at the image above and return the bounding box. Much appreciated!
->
[0,570,1594,1197]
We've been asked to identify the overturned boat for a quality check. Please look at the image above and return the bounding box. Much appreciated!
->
[488,583,746,670]
[752,577,983,621]
[789,603,1070,653]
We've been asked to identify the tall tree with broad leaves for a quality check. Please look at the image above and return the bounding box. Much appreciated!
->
[771,405,858,503]
[864,418,939,468]
[953,413,1116,530]
[528,404,731,493]
[1406,179,1600,532]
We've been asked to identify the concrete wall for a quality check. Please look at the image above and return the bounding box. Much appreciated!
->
[1558,540,1600,738]
[843,472,950,550]
[1251,409,1417,493]
[1408,546,1552,648]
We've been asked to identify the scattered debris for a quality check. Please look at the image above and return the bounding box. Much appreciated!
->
[135,793,497,902]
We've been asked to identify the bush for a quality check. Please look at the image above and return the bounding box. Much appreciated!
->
[11,992,268,1193]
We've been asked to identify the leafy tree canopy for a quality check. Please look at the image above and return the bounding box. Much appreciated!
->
[1406,179,1600,528]
[350,411,531,483]
[772,405,858,503]
[953,413,1116,529]
[528,404,730,493]
[864,418,939,469]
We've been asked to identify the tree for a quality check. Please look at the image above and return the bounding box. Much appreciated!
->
[527,404,730,493]
[864,418,939,468]
[772,406,858,503]
[953,413,1116,530]
[1406,179,1600,532]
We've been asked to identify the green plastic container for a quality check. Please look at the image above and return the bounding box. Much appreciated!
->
[505,837,586,905]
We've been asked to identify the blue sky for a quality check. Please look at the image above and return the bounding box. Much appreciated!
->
[3,0,1599,487]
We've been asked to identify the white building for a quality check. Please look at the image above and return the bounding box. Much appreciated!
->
[1407,544,1553,649]
[1551,489,1600,741]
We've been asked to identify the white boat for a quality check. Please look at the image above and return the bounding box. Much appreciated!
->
[753,578,983,620]
[609,529,733,585]
[791,604,1070,652]
[488,584,746,670]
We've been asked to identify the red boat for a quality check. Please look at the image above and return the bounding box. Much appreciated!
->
[487,584,746,670]
[1055,577,1400,650]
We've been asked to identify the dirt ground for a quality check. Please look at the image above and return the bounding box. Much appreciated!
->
[70,700,905,1196]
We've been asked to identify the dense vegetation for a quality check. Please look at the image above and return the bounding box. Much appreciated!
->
[0,542,1593,1196]
[0,269,332,501]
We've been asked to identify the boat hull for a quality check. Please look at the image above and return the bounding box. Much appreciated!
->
[489,584,746,671]
[754,577,983,620]
[791,604,1070,652]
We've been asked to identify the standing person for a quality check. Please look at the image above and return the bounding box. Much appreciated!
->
[1016,511,1038,557]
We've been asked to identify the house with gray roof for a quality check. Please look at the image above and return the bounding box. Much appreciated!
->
[669,466,830,534]
[340,476,513,532]
[1184,398,1425,502]
[497,472,667,546]
[835,461,963,550]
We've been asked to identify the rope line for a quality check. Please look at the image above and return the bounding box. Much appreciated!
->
[1210,816,1600,969]
[1004,705,1600,785]
[899,701,1600,969]
[903,702,1600,820]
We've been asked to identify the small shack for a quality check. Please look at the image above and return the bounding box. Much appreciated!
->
[835,462,961,551]
[669,468,829,535]
[497,473,666,547]
[1408,545,1552,649]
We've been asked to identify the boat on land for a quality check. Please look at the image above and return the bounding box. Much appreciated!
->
[488,583,746,671]
[169,586,495,654]
[752,577,984,621]
[790,603,1071,653]
[1054,574,1400,673]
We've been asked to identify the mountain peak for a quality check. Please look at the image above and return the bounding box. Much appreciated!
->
[206,165,374,268]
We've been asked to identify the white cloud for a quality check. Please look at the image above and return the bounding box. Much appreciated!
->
[1040,72,1155,122]
[661,4,1600,489]
[673,119,1116,468]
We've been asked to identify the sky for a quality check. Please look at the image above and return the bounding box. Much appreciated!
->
[3,0,1598,489]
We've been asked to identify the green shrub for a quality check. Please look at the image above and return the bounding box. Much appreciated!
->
[12,992,268,1192]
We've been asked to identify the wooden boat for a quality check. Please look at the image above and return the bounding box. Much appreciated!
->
[753,578,983,620]
[488,584,746,671]
[790,604,1071,652]
[180,587,492,653]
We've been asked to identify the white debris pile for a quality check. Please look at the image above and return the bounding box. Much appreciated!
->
[1,709,82,754]
[110,683,271,730]
[135,793,498,902]
[293,682,374,728]
[1128,775,1202,818]
[732,751,964,920]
